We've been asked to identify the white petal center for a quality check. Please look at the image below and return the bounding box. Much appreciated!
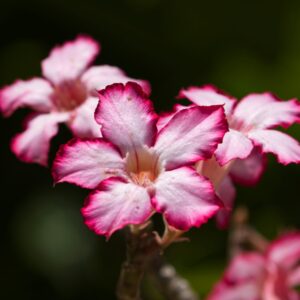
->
[125,146,162,187]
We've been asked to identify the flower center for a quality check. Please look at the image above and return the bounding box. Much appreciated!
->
[125,147,161,187]
[51,80,87,111]
[229,116,255,133]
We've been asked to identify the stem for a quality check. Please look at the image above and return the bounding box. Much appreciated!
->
[229,206,269,259]
[116,223,160,300]
[150,254,200,300]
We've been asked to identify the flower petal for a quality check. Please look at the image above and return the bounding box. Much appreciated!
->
[263,263,294,300]
[215,129,254,166]
[11,112,68,166]
[215,176,236,229]
[207,281,260,300]
[154,106,228,170]
[156,112,175,132]
[178,85,236,115]
[233,93,300,129]
[156,104,188,131]
[69,97,101,138]
[266,233,300,270]
[288,291,300,300]
[289,266,300,286]
[230,147,266,186]
[81,65,151,96]
[152,167,222,230]
[52,138,125,189]
[95,82,157,156]
[248,129,300,165]
[0,78,53,117]
[224,253,265,283]
[42,36,100,84]
[207,253,265,300]
[82,178,153,238]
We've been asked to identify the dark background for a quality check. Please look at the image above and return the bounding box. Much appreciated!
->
[1,0,300,299]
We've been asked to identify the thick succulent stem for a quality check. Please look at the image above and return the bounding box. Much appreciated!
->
[116,223,160,300]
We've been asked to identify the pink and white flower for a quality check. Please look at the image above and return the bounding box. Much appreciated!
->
[179,85,300,166]
[158,107,266,229]
[207,232,300,300]
[178,85,300,228]
[0,36,150,166]
[52,82,228,238]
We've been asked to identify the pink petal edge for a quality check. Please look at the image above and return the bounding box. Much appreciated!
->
[215,129,254,166]
[178,84,237,115]
[82,177,153,238]
[233,92,300,130]
[42,35,100,84]
[52,138,125,189]
[11,112,68,166]
[95,82,157,156]
[0,78,53,117]
[229,147,267,187]
[81,65,151,96]
[154,105,228,170]
[248,129,300,165]
[152,166,222,231]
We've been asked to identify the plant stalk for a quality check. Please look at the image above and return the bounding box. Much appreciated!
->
[116,224,160,300]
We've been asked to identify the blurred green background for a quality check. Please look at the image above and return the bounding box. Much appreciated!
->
[1,0,300,299]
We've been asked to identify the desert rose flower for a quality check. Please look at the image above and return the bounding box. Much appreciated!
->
[179,85,300,166]
[207,233,300,300]
[0,36,150,166]
[157,105,266,229]
[178,85,300,228]
[52,82,228,238]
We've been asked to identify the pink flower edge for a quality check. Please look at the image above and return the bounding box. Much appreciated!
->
[52,137,123,189]
[81,177,153,239]
[42,35,100,83]
[229,147,267,187]
[177,84,236,103]
[95,82,158,154]
[152,167,223,231]
[265,232,300,266]
[154,105,228,170]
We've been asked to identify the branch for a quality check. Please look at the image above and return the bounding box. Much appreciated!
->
[229,206,269,259]
[150,254,200,300]
[116,223,160,300]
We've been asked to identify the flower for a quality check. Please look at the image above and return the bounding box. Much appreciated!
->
[158,107,266,229]
[207,233,300,300]
[179,85,300,166]
[0,36,150,166]
[178,85,300,228]
[52,82,228,238]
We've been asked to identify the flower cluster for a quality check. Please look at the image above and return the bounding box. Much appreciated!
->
[178,85,300,228]
[53,82,227,238]
[1,36,300,240]
[207,233,300,300]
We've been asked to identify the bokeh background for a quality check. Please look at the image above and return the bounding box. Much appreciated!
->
[1,0,300,299]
